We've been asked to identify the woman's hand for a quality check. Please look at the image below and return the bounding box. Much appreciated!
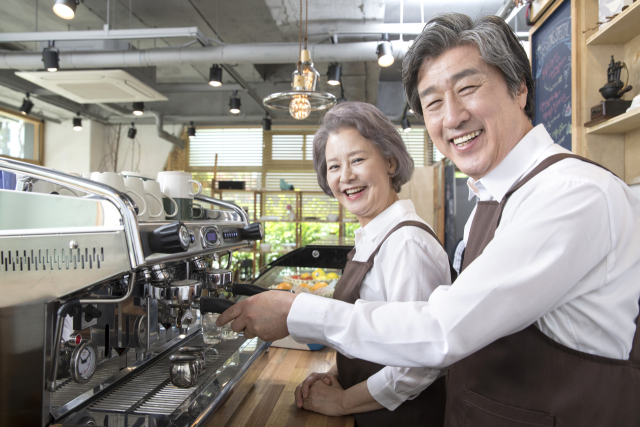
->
[301,373,347,417]
[294,370,337,409]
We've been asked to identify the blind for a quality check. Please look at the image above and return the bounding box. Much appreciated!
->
[398,128,426,167]
[427,134,446,164]
[189,128,263,167]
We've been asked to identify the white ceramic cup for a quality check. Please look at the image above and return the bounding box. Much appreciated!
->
[143,179,178,220]
[156,171,202,199]
[123,176,150,220]
[90,172,147,218]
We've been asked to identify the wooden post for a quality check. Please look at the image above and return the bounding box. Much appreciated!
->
[211,153,218,196]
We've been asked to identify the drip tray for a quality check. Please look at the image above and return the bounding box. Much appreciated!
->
[57,335,268,427]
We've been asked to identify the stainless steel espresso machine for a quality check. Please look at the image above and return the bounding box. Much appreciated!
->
[0,158,268,427]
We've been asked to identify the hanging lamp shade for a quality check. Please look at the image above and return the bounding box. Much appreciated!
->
[263,50,336,119]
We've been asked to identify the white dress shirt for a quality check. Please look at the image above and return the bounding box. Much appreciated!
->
[349,199,451,410]
[287,124,640,371]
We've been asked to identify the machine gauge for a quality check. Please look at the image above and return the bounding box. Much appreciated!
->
[200,226,221,248]
[134,314,148,347]
[70,341,98,383]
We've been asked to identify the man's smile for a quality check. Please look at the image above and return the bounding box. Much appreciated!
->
[451,129,482,147]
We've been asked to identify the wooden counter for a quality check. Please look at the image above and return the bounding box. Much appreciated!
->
[205,347,354,427]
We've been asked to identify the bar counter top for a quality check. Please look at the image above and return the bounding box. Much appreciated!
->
[205,346,354,427]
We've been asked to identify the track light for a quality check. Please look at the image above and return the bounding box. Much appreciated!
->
[127,123,137,139]
[408,108,414,114]
[377,34,394,67]
[73,113,82,131]
[42,42,59,72]
[229,91,241,114]
[327,63,341,86]
[132,102,144,116]
[20,93,34,115]
[401,117,411,132]
[53,0,79,19]
[209,65,223,87]
[187,122,196,139]
[262,115,272,131]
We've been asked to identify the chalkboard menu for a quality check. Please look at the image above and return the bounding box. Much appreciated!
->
[531,0,572,150]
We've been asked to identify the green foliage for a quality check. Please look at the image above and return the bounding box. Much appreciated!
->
[344,222,361,237]
[301,222,339,246]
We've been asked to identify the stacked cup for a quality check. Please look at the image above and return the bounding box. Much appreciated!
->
[156,172,203,221]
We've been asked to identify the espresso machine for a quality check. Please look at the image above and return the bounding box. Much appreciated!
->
[0,158,268,427]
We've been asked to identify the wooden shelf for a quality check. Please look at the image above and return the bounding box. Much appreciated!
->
[586,107,640,134]
[586,1,640,45]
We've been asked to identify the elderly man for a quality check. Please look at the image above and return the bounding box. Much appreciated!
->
[218,13,640,425]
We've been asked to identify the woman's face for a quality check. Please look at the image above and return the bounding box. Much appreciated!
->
[325,128,398,227]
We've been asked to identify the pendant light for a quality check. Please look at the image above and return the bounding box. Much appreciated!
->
[53,0,79,19]
[132,102,145,116]
[42,41,59,72]
[73,113,82,131]
[209,65,223,87]
[229,91,241,114]
[263,0,336,120]
[20,93,34,115]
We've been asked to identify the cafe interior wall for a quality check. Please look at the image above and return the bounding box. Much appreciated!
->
[44,119,176,176]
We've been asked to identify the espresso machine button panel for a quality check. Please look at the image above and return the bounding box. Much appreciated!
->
[221,228,242,243]
[200,225,221,248]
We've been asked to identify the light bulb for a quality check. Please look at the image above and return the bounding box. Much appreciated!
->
[53,4,75,19]
[289,95,311,120]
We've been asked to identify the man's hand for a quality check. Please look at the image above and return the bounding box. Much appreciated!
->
[301,373,347,417]
[216,291,298,341]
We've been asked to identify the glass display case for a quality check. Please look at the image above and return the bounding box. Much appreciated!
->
[251,245,352,300]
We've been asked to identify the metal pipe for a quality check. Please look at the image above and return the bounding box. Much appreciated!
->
[148,111,185,149]
[0,158,146,268]
[0,41,408,70]
[79,271,137,304]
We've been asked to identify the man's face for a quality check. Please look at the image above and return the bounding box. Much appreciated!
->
[417,44,531,180]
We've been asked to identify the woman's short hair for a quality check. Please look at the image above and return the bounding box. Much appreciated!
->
[403,13,535,121]
[312,101,414,197]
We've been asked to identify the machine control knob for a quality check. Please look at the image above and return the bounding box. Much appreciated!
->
[148,221,190,254]
[241,222,264,241]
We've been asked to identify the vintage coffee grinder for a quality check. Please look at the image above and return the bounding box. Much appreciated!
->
[585,55,632,126]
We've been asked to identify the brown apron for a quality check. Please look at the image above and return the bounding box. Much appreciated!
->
[334,220,447,427]
[445,153,640,426]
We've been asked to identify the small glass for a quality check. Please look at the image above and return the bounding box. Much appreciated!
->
[202,313,222,344]
[221,322,238,340]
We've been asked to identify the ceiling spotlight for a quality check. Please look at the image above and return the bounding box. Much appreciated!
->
[408,108,414,114]
[53,0,79,19]
[209,65,223,87]
[401,117,412,132]
[20,93,34,115]
[73,113,82,131]
[377,33,394,67]
[127,123,137,139]
[327,63,341,86]
[132,102,145,116]
[262,115,272,131]
[229,91,241,114]
[42,42,59,72]
[187,121,196,139]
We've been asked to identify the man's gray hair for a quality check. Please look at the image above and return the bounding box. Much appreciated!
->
[312,101,414,197]
[403,13,534,121]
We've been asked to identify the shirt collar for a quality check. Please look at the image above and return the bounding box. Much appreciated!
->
[467,124,555,202]
[354,199,415,244]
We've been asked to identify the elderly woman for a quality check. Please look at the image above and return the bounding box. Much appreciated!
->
[293,101,452,426]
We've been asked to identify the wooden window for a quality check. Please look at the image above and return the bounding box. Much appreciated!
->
[0,106,44,165]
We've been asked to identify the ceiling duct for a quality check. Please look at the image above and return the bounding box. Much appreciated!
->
[14,70,167,104]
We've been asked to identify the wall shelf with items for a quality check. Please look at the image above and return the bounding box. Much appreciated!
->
[586,1,640,45]
[586,108,640,134]
[571,0,640,183]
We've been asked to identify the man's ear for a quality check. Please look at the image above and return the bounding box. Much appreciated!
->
[517,80,528,110]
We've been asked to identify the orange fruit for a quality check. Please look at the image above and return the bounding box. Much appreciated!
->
[312,282,329,291]
[300,273,312,279]
[276,282,292,290]
[298,282,312,289]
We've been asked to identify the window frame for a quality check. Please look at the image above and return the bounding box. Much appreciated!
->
[0,105,45,166]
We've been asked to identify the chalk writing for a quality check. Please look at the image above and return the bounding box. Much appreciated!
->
[543,75,563,92]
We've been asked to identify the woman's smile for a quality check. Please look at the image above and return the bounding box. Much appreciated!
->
[343,186,367,200]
